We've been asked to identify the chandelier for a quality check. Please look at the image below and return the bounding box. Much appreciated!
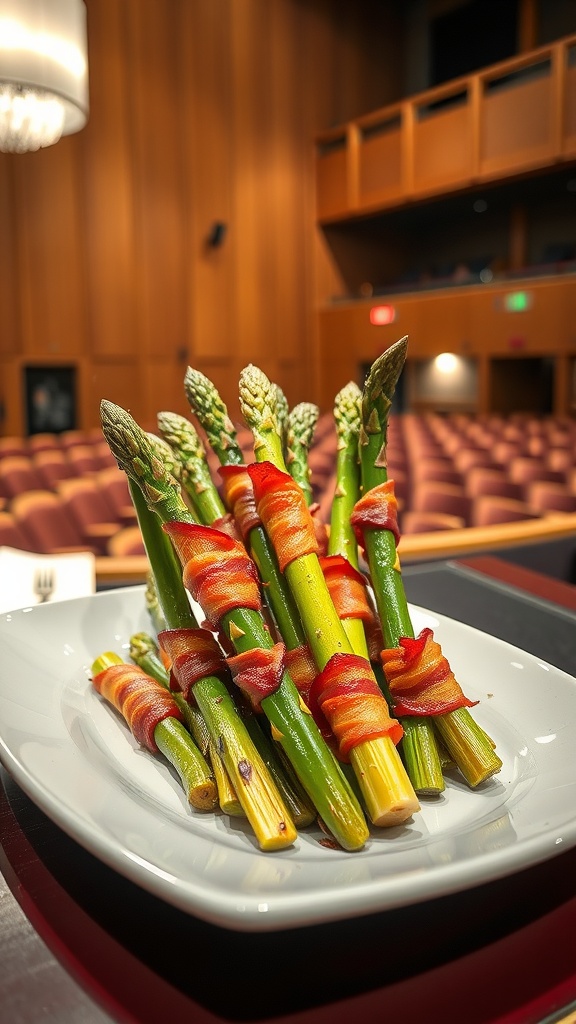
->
[0,0,88,154]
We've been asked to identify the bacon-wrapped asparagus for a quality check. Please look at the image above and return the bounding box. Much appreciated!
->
[101,401,297,852]
[91,652,218,811]
[356,338,502,788]
[101,399,368,851]
[239,364,420,827]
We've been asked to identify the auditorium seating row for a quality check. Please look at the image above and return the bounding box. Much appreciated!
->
[309,412,576,535]
[1,413,575,558]
[0,429,145,557]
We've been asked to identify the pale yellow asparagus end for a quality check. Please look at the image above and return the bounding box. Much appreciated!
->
[351,735,420,827]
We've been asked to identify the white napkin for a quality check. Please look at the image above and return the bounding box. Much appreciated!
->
[0,546,96,614]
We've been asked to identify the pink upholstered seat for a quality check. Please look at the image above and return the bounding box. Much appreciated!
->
[470,496,541,527]
[11,490,96,554]
[0,457,44,499]
[401,511,465,535]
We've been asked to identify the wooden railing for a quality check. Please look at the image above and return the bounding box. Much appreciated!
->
[316,34,576,222]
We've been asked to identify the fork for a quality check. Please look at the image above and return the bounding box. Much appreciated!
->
[34,568,55,603]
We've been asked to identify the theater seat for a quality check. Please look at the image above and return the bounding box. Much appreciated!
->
[401,511,466,535]
[11,490,97,555]
[470,496,541,527]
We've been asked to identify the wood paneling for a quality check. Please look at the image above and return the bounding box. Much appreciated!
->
[480,63,555,177]
[0,0,402,433]
[80,0,137,359]
[0,158,18,358]
[14,141,86,359]
[182,0,234,365]
[412,93,474,193]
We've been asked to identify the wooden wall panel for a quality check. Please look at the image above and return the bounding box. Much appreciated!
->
[0,159,18,361]
[125,0,190,366]
[89,361,146,427]
[0,0,404,434]
[13,141,86,359]
[480,70,554,177]
[80,0,137,359]
[182,0,234,365]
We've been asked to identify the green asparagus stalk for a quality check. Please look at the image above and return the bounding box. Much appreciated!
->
[91,651,218,812]
[239,364,420,827]
[285,402,319,507]
[101,399,368,850]
[144,571,167,634]
[359,339,502,789]
[184,368,307,654]
[100,400,297,851]
[154,409,316,825]
[129,631,244,817]
[273,382,290,457]
[183,368,244,466]
[326,381,371,661]
[329,383,362,567]
[156,412,228,526]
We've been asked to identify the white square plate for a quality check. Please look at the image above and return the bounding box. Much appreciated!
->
[0,586,575,932]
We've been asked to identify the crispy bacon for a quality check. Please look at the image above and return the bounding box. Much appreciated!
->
[163,521,262,627]
[308,652,403,761]
[350,479,400,548]
[158,628,226,700]
[219,465,261,541]
[92,663,183,752]
[284,642,318,704]
[381,627,479,717]
[211,512,243,543]
[226,642,286,709]
[247,462,320,572]
[319,554,374,622]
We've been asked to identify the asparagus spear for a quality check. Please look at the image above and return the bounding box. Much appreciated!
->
[329,383,362,567]
[101,399,368,850]
[155,411,316,826]
[100,400,297,851]
[239,364,420,827]
[285,402,319,507]
[184,368,308,655]
[358,339,502,789]
[91,651,218,812]
[273,382,290,457]
[156,412,228,526]
[129,631,244,817]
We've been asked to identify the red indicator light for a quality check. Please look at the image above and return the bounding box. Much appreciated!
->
[370,305,396,326]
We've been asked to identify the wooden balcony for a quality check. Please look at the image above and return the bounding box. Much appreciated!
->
[315,34,576,222]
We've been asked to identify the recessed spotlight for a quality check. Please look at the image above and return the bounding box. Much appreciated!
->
[435,352,458,373]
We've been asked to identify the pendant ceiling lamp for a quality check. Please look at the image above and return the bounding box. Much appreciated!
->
[0,0,88,154]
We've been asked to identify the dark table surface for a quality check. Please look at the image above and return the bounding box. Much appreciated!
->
[1,557,575,1024]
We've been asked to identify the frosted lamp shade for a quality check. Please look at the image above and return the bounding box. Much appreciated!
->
[0,0,88,152]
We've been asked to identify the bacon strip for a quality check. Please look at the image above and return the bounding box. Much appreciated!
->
[381,627,479,717]
[211,512,243,543]
[319,554,374,622]
[226,642,286,709]
[308,652,403,761]
[284,642,318,705]
[247,462,319,572]
[351,479,400,548]
[219,465,261,541]
[92,663,183,752]
[158,628,226,701]
[163,522,262,627]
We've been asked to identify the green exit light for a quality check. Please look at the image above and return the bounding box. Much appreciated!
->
[504,291,531,313]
